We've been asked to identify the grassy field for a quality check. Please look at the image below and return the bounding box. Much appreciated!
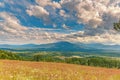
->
[0,60,119,80]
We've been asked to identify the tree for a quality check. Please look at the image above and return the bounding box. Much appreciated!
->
[114,21,120,31]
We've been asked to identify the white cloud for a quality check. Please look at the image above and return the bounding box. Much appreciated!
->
[62,24,70,29]
[61,0,120,35]
[62,31,120,45]
[59,10,69,18]
[26,5,49,21]
[26,0,62,24]
[0,12,68,44]
[0,2,4,7]
[35,0,51,7]
[36,0,61,9]
[52,1,62,9]
[0,12,27,34]
[26,0,120,34]
[1,0,120,45]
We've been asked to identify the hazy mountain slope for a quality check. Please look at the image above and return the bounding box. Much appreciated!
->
[0,41,120,52]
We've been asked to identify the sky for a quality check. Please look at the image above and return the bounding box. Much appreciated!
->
[0,0,120,45]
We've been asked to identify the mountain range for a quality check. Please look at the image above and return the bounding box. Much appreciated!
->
[0,41,120,52]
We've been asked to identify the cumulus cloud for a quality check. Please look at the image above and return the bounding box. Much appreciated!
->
[0,2,4,7]
[60,0,120,35]
[36,0,61,9]
[0,12,67,44]
[26,5,49,21]
[26,0,120,34]
[1,0,120,44]
[63,31,120,45]
[44,0,120,44]
[62,24,70,29]
[0,12,27,34]
[59,10,69,18]
[26,0,62,24]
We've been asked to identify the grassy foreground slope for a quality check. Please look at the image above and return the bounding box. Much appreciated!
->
[0,60,120,80]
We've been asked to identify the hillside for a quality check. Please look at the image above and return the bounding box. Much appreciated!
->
[0,60,120,80]
[0,50,21,60]
[0,50,120,68]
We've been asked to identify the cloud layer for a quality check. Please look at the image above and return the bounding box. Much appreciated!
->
[0,0,120,44]
[0,12,67,44]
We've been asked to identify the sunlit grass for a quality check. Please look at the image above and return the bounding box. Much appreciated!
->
[0,60,119,80]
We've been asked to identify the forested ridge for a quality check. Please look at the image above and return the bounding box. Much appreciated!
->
[0,50,22,60]
[33,54,120,69]
[0,50,120,69]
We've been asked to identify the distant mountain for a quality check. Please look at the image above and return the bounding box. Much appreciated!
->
[38,41,85,51]
[75,43,120,50]
[0,41,120,52]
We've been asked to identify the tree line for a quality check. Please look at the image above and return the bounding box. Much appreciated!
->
[33,54,120,69]
[0,50,120,69]
[0,50,22,60]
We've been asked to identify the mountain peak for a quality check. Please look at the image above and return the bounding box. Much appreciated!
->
[55,41,72,44]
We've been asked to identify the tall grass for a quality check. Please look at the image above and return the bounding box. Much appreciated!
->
[0,60,119,80]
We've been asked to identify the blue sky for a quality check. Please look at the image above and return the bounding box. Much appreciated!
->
[0,0,120,45]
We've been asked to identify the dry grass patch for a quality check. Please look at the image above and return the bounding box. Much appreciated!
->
[0,60,119,80]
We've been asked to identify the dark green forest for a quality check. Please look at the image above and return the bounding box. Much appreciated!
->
[0,50,22,60]
[33,54,120,69]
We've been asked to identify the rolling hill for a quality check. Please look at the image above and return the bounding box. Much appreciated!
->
[0,60,119,80]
